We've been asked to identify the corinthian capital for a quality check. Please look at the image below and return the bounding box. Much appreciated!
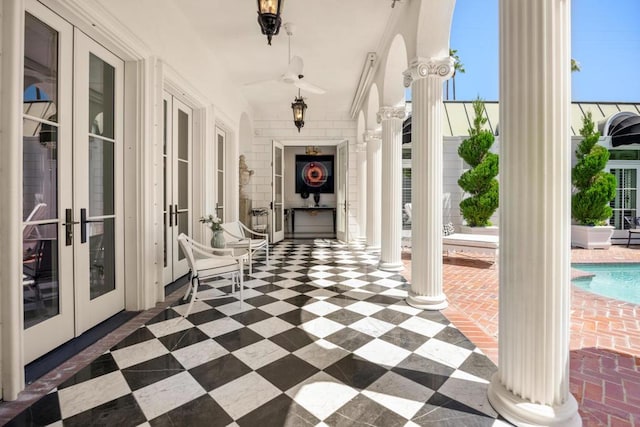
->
[363,129,382,142]
[377,106,407,123]
[403,56,455,87]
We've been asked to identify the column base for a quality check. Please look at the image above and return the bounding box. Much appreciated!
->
[378,260,404,272]
[406,291,448,310]
[488,373,581,427]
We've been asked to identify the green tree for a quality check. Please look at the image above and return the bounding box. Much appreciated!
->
[457,97,499,227]
[446,49,465,100]
[571,112,616,225]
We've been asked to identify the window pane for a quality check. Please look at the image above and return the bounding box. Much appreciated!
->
[23,118,57,221]
[217,133,224,170]
[218,171,224,208]
[178,160,188,209]
[89,137,114,216]
[23,223,59,328]
[275,206,282,232]
[178,109,188,160]
[178,213,188,261]
[24,13,58,122]
[89,54,115,138]
[89,218,115,300]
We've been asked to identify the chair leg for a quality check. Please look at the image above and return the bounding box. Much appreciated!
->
[183,272,194,300]
[184,275,199,318]
[248,251,253,275]
[266,243,269,267]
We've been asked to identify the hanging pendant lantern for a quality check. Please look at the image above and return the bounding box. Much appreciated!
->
[257,0,284,45]
[291,90,307,132]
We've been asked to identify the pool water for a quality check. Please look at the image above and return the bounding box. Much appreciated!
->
[572,263,640,305]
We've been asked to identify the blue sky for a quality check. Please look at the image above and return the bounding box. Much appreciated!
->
[448,0,640,102]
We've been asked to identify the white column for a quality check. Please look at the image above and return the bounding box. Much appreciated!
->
[356,142,367,241]
[404,57,453,310]
[364,130,382,251]
[487,1,580,426]
[378,106,405,271]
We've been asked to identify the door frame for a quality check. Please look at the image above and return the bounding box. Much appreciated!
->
[272,140,285,243]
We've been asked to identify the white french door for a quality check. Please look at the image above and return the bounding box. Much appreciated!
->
[215,127,226,221]
[336,140,349,242]
[163,93,193,285]
[23,1,125,363]
[609,165,639,240]
[272,140,285,243]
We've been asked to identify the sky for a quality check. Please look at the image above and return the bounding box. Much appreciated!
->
[448,0,640,102]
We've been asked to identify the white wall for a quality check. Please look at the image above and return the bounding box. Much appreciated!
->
[249,109,359,239]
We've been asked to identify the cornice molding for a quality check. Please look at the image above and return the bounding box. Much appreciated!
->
[403,56,455,87]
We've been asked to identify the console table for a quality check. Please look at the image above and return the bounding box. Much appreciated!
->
[289,207,337,235]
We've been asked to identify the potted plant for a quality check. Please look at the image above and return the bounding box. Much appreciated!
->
[571,112,617,249]
[458,97,499,235]
[200,214,225,248]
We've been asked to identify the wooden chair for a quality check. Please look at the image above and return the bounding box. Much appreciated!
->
[177,233,245,318]
[624,216,640,248]
[221,221,269,275]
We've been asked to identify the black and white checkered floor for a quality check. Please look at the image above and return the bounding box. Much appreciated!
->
[8,240,510,426]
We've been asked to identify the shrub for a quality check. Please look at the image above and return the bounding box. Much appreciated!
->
[457,98,499,227]
[571,112,616,226]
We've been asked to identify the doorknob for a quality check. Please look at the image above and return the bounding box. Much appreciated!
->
[62,208,79,246]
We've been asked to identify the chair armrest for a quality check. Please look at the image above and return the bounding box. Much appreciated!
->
[239,222,268,239]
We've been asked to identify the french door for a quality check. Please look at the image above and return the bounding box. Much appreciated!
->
[215,127,226,221]
[163,93,192,285]
[336,140,349,242]
[272,140,285,243]
[609,165,638,240]
[23,1,124,363]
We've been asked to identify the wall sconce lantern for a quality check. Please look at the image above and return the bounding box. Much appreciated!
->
[257,0,284,45]
[291,90,307,132]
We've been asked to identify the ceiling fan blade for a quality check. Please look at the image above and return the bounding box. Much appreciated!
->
[294,79,326,95]
[287,55,304,77]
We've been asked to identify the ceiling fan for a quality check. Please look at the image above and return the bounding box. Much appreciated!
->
[245,23,326,95]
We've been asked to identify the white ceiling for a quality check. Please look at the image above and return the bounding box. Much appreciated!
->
[175,0,394,115]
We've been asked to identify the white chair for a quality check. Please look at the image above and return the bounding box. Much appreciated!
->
[221,221,269,275]
[177,233,245,318]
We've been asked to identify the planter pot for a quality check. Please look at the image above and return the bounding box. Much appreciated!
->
[571,225,614,249]
[211,230,225,248]
[460,225,499,236]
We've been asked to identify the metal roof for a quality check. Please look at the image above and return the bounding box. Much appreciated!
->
[403,101,640,141]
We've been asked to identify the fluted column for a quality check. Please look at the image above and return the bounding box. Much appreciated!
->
[404,57,453,310]
[378,106,406,271]
[487,1,580,426]
[356,142,367,241]
[364,130,382,251]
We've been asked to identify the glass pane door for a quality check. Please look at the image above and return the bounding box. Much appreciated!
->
[163,94,192,285]
[336,140,349,241]
[73,30,124,334]
[272,141,284,243]
[610,167,638,239]
[216,128,226,221]
[23,3,74,363]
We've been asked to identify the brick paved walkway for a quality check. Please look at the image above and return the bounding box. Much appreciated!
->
[402,244,640,426]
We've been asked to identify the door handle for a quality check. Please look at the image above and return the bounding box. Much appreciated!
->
[174,204,179,227]
[80,208,101,244]
[62,208,79,246]
[169,204,174,227]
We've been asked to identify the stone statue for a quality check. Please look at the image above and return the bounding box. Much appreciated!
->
[239,154,254,198]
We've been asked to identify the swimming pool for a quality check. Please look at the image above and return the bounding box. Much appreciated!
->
[572,263,640,305]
